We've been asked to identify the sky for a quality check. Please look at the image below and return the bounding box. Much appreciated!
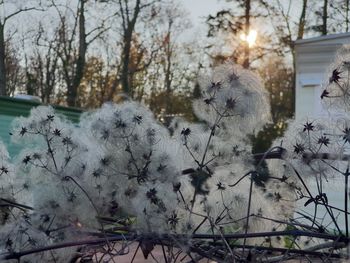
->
[178,1,303,37]
[180,0,228,25]
[178,0,231,45]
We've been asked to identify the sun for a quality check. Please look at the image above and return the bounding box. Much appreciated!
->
[240,29,258,47]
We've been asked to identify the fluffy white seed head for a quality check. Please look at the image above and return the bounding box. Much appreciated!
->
[193,63,271,138]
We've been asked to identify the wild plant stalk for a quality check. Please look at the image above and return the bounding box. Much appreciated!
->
[2,145,350,261]
[4,62,350,262]
[2,230,349,260]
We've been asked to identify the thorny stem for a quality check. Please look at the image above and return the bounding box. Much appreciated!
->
[295,210,327,232]
[186,110,224,219]
[1,235,132,260]
[228,170,254,187]
[190,229,348,241]
[183,143,200,166]
[45,133,58,173]
[130,243,140,263]
[291,165,342,234]
[125,137,140,175]
[253,149,350,161]
[64,176,111,250]
[242,173,253,255]
[200,110,226,167]
[242,146,283,255]
[0,198,33,210]
[2,231,349,261]
[258,147,349,236]
[213,224,235,261]
[192,217,207,234]
[345,166,349,237]
[252,214,322,232]
[159,240,168,263]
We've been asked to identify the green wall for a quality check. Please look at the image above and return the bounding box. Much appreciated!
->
[0,96,82,157]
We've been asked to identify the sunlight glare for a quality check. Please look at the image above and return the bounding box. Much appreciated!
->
[240,29,257,47]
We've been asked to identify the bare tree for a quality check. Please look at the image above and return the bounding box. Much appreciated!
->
[108,0,159,98]
[52,0,108,107]
[119,0,140,96]
[321,0,328,35]
[5,40,23,96]
[206,0,271,68]
[309,0,329,35]
[77,56,116,108]
[24,22,62,103]
[264,0,309,111]
[0,1,42,96]
[297,0,309,39]
[327,0,350,33]
[157,3,192,114]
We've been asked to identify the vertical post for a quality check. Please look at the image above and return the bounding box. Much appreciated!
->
[243,0,251,69]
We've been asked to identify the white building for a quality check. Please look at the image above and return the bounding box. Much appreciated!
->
[295,32,350,120]
[295,33,350,230]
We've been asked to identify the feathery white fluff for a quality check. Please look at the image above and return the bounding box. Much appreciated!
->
[0,61,284,261]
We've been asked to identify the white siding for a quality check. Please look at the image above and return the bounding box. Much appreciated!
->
[294,33,350,231]
[295,33,350,120]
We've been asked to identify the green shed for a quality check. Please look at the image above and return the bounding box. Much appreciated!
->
[0,96,82,157]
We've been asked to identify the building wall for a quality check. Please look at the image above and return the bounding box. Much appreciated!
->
[295,33,350,120]
[294,33,350,231]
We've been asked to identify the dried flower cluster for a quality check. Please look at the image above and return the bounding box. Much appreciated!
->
[0,61,349,262]
[322,45,350,113]
[268,46,350,240]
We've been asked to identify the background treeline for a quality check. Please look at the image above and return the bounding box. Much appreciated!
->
[0,0,349,149]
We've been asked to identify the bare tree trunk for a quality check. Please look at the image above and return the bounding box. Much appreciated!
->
[0,4,41,96]
[297,0,308,39]
[24,55,36,96]
[321,0,328,35]
[346,0,350,32]
[53,0,105,107]
[67,0,87,107]
[121,30,133,96]
[291,51,297,115]
[120,0,141,97]
[243,0,251,69]
[295,0,308,113]
[45,50,57,104]
[164,20,173,114]
[44,46,59,104]
[0,24,7,96]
